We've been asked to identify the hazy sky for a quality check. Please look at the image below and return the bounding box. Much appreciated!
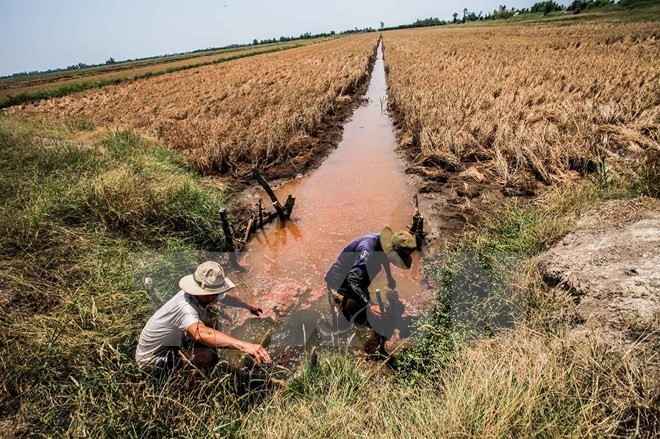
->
[0,0,571,76]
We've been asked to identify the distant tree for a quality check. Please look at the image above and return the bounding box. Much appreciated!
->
[105,57,115,64]
[531,1,564,15]
[380,21,384,30]
[253,39,258,45]
[410,17,446,27]
[452,12,459,23]
[567,0,614,13]
[492,4,515,19]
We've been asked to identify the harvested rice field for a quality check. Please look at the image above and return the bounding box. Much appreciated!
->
[13,34,378,177]
[384,23,659,193]
[0,41,319,101]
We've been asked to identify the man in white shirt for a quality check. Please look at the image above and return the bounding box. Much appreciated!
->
[136,261,271,371]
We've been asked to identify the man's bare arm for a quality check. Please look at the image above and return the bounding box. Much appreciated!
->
[219,292,264,316]
[187,321,245,349]
[187,322,271,363]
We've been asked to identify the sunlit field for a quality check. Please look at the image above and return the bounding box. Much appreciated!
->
[384,22,658,190]
[13,35,378,177]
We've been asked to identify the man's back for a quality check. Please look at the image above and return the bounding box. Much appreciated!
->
[135,290,205,362]
[324,233,388,290]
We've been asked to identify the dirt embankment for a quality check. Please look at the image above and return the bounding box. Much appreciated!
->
[539,197,659,348]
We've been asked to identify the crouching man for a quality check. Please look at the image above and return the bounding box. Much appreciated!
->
[136,261,271,372]
[325,227,416,357]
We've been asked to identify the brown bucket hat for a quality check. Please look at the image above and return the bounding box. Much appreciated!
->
[179,261,235,296]
[380,227,416,269]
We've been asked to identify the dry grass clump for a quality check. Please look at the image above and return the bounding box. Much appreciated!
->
[384,23,659,188]
[240,329,658,438]
[13,35,378,177]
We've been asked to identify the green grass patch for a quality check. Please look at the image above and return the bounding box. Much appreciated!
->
[0,115,252,436]
[394,163,658,381]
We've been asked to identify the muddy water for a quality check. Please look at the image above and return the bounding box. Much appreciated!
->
[227,42,432,366]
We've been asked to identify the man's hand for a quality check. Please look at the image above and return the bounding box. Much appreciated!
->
[387,277,397,290]
[241,342,272,364]
[369,305,383,320]
[250,305,263,316]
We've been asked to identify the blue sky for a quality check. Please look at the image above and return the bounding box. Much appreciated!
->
[0,0,571,76]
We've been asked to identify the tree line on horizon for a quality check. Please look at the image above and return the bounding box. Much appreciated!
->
[383,0,619,30]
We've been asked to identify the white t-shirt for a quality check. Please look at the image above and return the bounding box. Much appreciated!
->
[135,290,224,363]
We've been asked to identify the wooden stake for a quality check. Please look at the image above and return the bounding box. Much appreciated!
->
[258,198,264,228]
[243,216,254,243]
[219,209,235,251]
[409,194,424,249]
[219,208,244,270]
[375,289,388,355]
[252,166,286,220]
[283,195,296,218]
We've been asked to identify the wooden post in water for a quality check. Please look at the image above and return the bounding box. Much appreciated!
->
[283,195,296,219]
[252,166,286,220]
[219,208,245,271]
[243,216,254,243]
[258,198,264,228]
[374,289,388,356]
[409,194,424,249]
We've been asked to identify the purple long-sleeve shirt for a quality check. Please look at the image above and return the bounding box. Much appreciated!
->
[324,233,391,305]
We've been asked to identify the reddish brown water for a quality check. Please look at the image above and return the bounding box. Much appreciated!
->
[226,42,432,365]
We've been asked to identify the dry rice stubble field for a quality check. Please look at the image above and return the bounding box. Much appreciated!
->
[0,41,318,101]
[383,23,659,200]
[12,34,379,179]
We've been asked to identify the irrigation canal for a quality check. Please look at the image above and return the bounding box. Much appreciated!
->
[227,41,433,367]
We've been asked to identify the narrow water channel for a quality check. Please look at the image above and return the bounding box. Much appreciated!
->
[228,42,432,365]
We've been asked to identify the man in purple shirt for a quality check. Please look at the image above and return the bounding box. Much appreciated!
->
[325,227,417,356]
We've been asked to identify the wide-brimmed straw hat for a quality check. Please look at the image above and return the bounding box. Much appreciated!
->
[380,227,417,269]
[179,261,235,296]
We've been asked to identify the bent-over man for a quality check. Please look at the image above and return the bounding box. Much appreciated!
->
[136,261,271,372]
[325,227,416,356]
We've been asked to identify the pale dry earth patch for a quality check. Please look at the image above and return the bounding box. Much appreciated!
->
[539,197,659,349]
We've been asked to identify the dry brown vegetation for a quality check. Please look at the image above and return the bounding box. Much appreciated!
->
[0,41,320,100]
[384,23,659,191]
[14,35,378,177]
